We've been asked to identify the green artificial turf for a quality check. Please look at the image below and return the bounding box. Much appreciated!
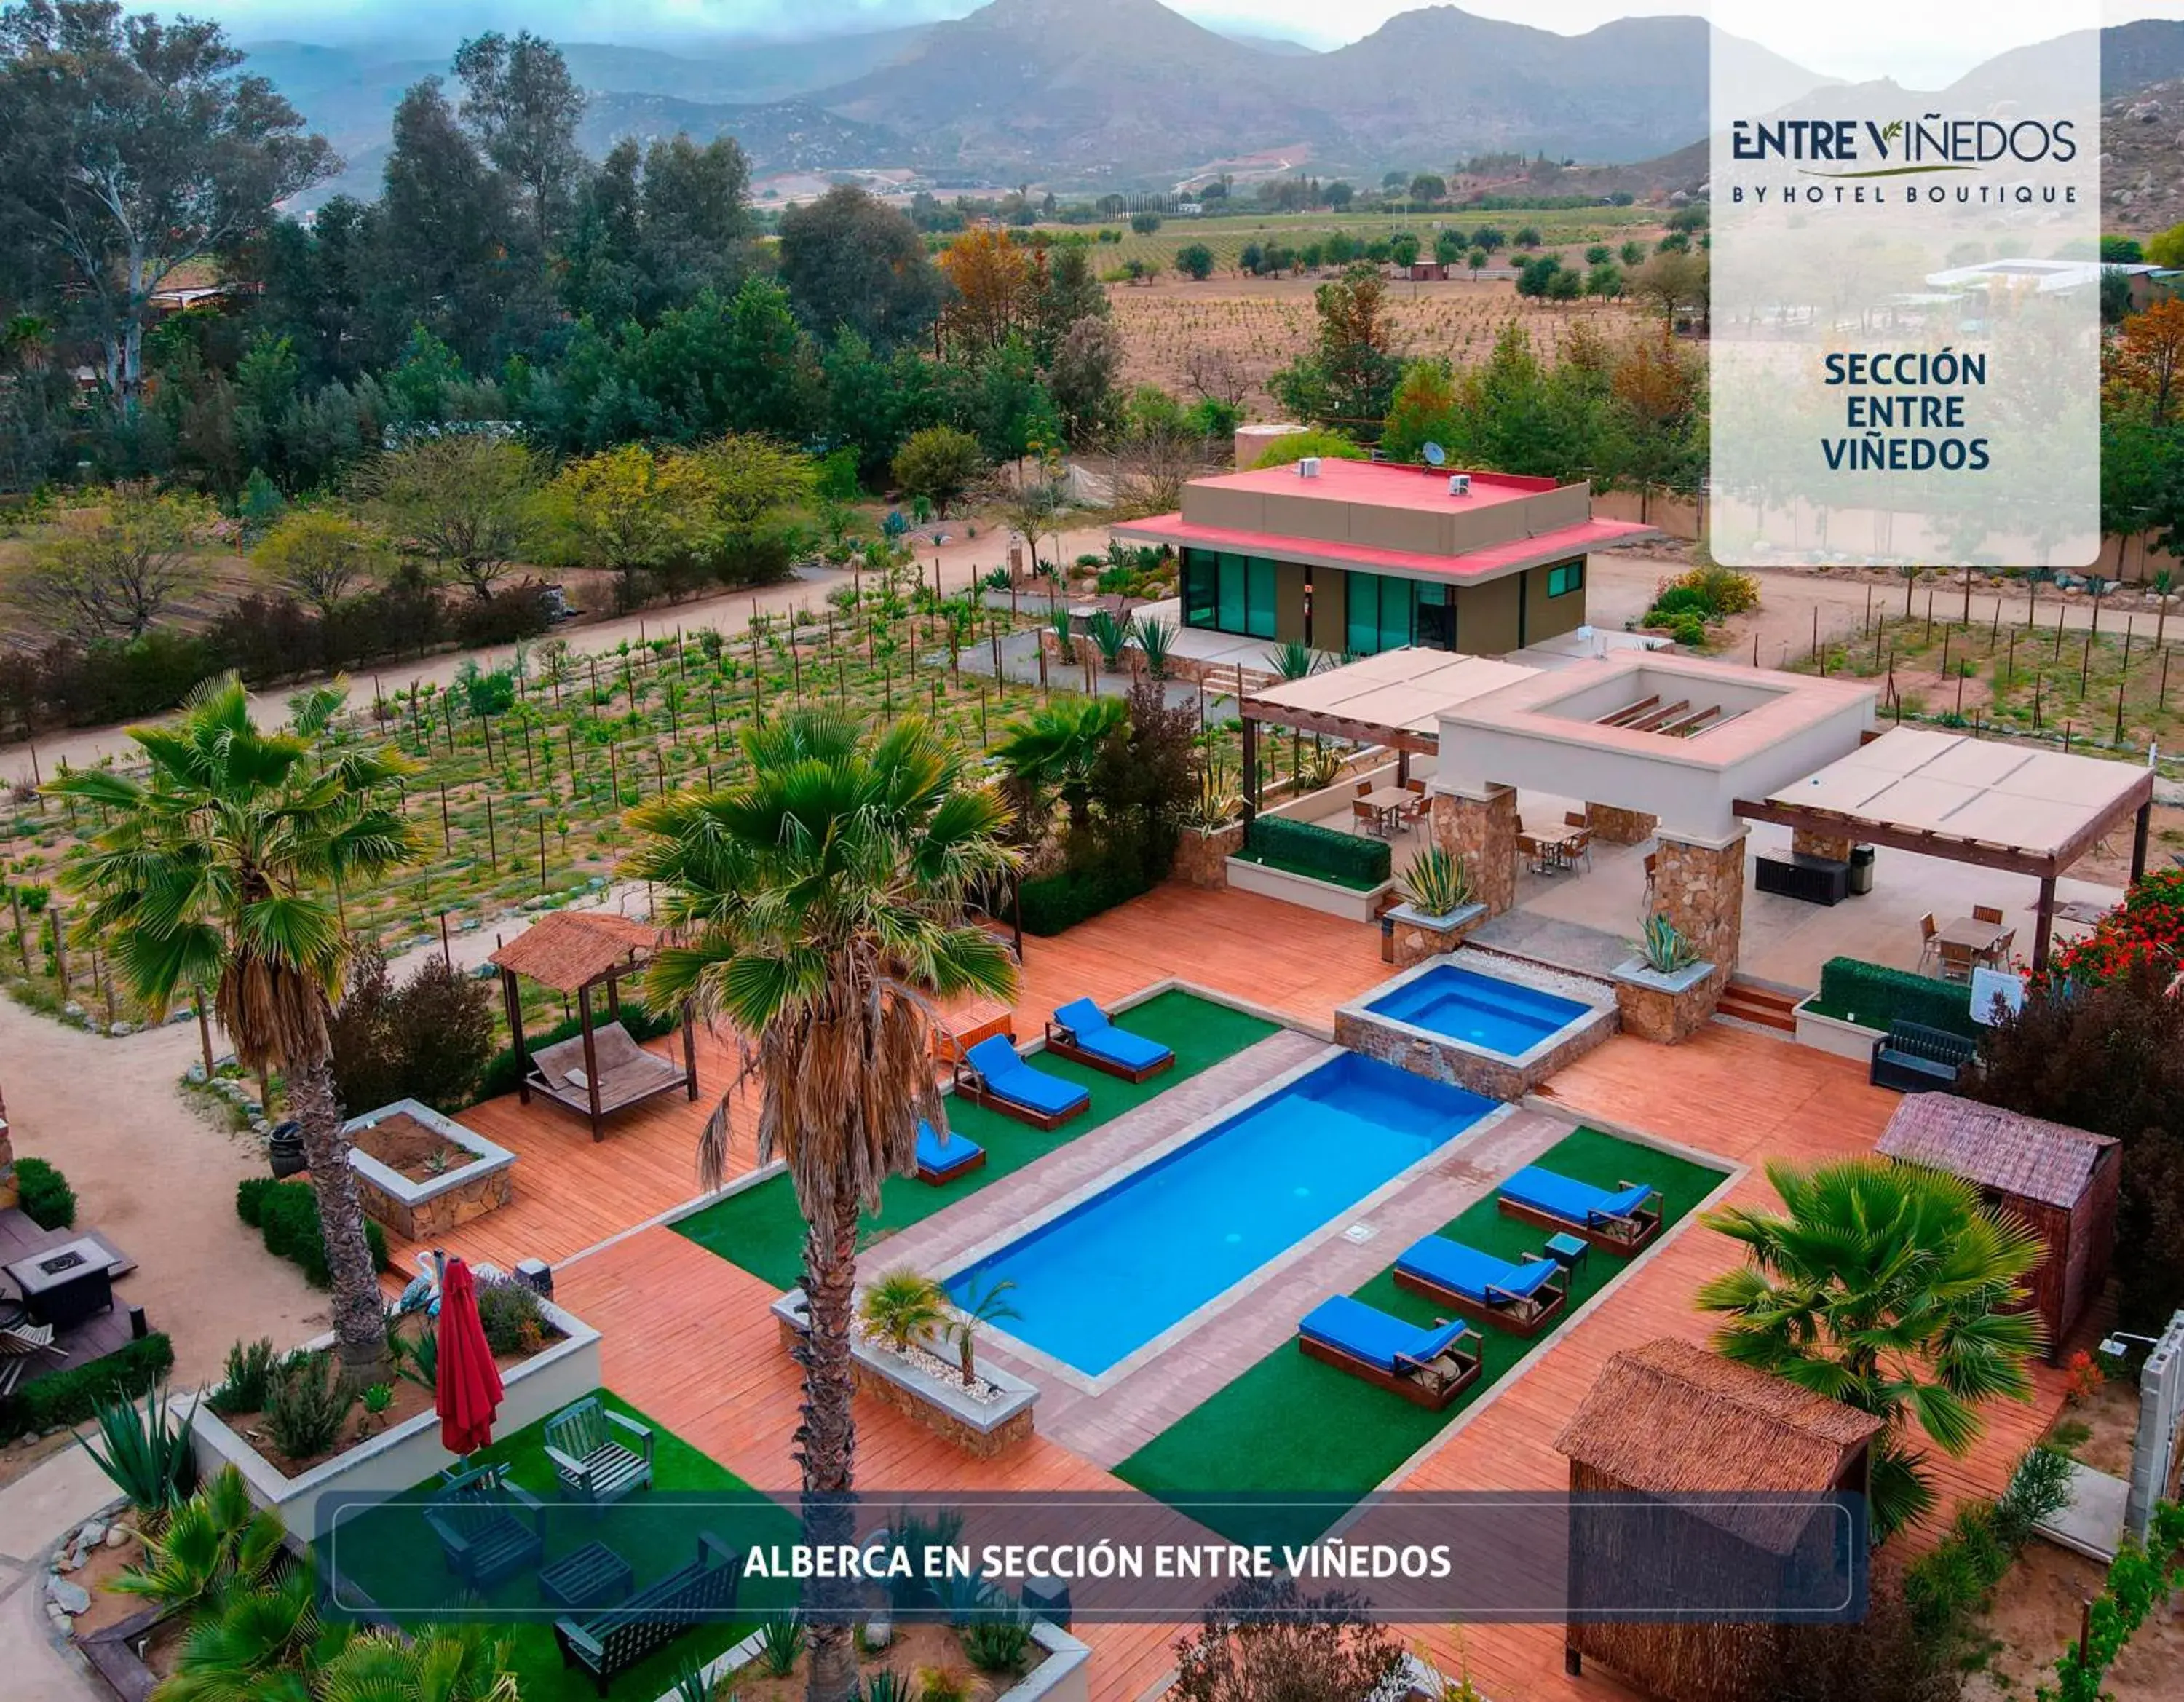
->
[323,1392,800,1702]
[673,989,1280,1289]
[1113,1127,1731,1548]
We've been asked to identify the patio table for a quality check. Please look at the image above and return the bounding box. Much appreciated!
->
[1359,787,1412,836]
[1936,917,2010,965]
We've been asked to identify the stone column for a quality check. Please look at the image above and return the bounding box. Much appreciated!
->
[1587,804,1658,847]
[1791,828,1857,863]
[1430,783,1518,916]
[1653,831,1747,996]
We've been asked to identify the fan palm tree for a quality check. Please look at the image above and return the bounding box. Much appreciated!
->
[50,675,420,1377]
[1696,1157,2046,1540]
[627,709,1018,1702]
[992,694,1126,836]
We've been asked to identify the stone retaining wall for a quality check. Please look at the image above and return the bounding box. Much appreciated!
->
[1171,823,1244,888]
[1588,804,1658,846]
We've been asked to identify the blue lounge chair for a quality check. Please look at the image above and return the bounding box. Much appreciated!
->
[1296,1295,1482,1409]
[915,1119,986,1185]
[1496,1165,1661,1256]
[1043,998,1175,1082]
[1393,1235,1569,1336]
[953,1035,1091,1130]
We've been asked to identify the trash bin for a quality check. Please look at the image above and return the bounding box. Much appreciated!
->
[1848,845,1876,896]
[266,1120,307,1179]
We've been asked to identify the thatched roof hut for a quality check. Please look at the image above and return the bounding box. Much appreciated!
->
[1876,1092,2118,1361]
[1553,1339,1883,1702]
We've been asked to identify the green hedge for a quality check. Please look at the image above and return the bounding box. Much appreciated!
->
[0,1332,173,1438]
[475,1002,681,1102]
[1243,815,1393,888]
[13,1157,75,1230]
[235,1179,388,1286]
[1018,863,1152,936]
[1810,957,1979,1039]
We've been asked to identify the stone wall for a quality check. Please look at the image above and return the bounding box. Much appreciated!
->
[1171,823,1244,888]
[1429,785,1518,915]
[1651,834,1745,1012]
[772,1317,1033,1458]
[355,1161,513,1243]
[1334,989,1616,1100]
[1588,804,1658,847]
[1614,972,1718,1045]
[1384,903,1489,967]
[1791,828,1858,863]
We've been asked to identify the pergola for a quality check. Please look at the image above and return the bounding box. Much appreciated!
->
[1238,649,1539,815]
[488,911,698,1141]
[1735,727,2156,970]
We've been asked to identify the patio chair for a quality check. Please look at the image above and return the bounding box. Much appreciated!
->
[0,1320,66,1360]
[1972,904,2006,926]
[953,1034,1091,1131]
[1936,938,1978,984]
[544,1397,655,1511]
[1643,852,1658,906]
[1496,1166,1662,1257]
[1391,1235,1570,1337]
[1401,779,1431,827]
[915,1118,986,1185]
[1044,998,1176,1082]
[424,1462,545,1587]
[1561,813,1595,872]
[1296,1295,1483,1409]
[1916,913,1939,975]
[1986,928,2016,968]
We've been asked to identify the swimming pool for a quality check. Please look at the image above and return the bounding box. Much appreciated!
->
[1364,964,1591,1057]
[943,1051,1491,1378]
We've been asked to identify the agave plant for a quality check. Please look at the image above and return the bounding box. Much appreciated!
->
[1132,614,1176,679]
[860,1269,948,1355]
[1633,913,1700,975]
[1399,847,1472,919]
[79,1379,198,1525]
[1263,639,1318,683]
[1084,609,1130,670]
[1184,754,1242,832]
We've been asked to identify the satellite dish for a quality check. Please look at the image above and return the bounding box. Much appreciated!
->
[1421,442,1447,467]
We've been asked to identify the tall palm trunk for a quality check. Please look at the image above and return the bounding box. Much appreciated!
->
[287,1054,390,1380]
[796,1186,864,1702]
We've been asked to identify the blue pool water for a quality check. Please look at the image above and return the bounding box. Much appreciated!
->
[943,1053,1490,1376]
[1365,965,1590,1057]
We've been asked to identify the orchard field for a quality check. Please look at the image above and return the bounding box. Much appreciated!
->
[1071,205,1665,272]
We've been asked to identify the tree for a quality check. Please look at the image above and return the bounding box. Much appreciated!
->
[373,78,521,368]
[1390,232,1422,269]
[1380,360,1459,464]
[993,694,1128,837]
[1174,242,1216,281]
[451,31,585,252]
[778,186,947,352]
[627,711,1016,1702]
[358,435,541,599]
[891,425,984,516]
[1514,225,1543,248]
[0,0,333,405]
[1433,228,1465,266]
[2145,221,2184,269]
[1268,264,1402,439]
[1408,173,1447,204]
[1696,1157,2046,1540]
[1631,247,1709,329]
[549,444,719,606]
[1046,315,1123,446]
[252,507,389,615]
[19,484,215,642]
[51,676,420,1377]
[938,226,1032,357]
[2108,297,2184,426]
[1325,180,1353,209]
[1129,210,1162,234]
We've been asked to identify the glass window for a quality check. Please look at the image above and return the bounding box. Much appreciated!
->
[1379,577,1414,652]
[1246,557,1278,639]
[1182,549,1218,628]
[1346,572,1382,656]
[1216,553,1247,633]
[1546,561,1585,598]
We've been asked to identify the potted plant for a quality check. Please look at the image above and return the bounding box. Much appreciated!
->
[1613,914,1717,1043]
[1382,847,1484,963]
[1400,847,1472,919]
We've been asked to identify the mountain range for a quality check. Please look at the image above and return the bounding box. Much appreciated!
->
[251,3,2184,205]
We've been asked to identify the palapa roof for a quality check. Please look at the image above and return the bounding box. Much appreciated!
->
[1555,1338,1881,1498]
[1877,1093,2116,1209]
[488,911,662,993]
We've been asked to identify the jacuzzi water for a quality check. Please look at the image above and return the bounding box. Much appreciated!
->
[1364,964,1591,1057]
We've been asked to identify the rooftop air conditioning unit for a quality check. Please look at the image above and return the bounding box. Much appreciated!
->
[1449,474,1471,497]
[1298,456,1321,478]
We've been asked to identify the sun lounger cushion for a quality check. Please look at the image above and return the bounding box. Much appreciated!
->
[1299,1296,1468,1374]
[916,1120,984,1174]
[965,1035,1089,1119]
[1500,1166,1655,1229]
[1394,1235,1561,1305]
[1053,999,1173,1073]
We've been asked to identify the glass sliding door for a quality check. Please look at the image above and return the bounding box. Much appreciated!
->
[1216,553,1248,633]
[1245,556,1278,639]
[1182,548,1219,628]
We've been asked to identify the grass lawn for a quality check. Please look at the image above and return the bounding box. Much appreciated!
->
[324,1391,800,1702]
[1113,1127,1730,1548]
[673,989,1279,1289]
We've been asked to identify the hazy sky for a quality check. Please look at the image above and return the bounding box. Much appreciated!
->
[184,0,2184,86]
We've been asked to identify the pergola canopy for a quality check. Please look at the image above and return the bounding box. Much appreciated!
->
[1242,647,1540,754]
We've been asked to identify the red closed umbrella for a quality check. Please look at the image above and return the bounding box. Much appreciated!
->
[434,1255,505,1459]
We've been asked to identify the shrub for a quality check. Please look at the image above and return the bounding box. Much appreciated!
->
[475,1001,681,1101]
[14,1155,75,1229]
[472,1274,549,1357]
[240,1179,388,1286]
[1810,957,1978,1039]
[1017,861,1150,936]
[961,1615,1032,1673]
[451,582,552,648]
[79,1379,197,1519]
[1241,815,1392,888]
[261,1350,355,1460]
[916,1666,972,1702]
[329,946,496,1115]
[0,1332,173,1438]
[208,1337,279,1416]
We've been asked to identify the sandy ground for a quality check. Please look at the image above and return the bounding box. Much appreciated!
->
[1,996,325,1391]
[1967,1539,2184,1702]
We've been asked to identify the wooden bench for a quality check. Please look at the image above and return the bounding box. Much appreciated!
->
[554,1532,742,1697]
[1870,1020,1977,1093]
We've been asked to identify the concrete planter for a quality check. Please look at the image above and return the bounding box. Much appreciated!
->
[675,1614,1088,1702]
[1792,999,1884,1062]
[344,1099,515,1241]
[1611,958,1718,1045]
[1226,855,1393,923]
[1380,900,1487,966]
[186,1297,601,1540]
[1171,822,1245,889]
[772,1288,1038,1457]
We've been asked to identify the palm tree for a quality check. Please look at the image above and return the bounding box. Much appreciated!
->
[992,694,1126,837]
[50,676,419,1377]
[1695,1157,2046,1540]
[627,709,1018,1702]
